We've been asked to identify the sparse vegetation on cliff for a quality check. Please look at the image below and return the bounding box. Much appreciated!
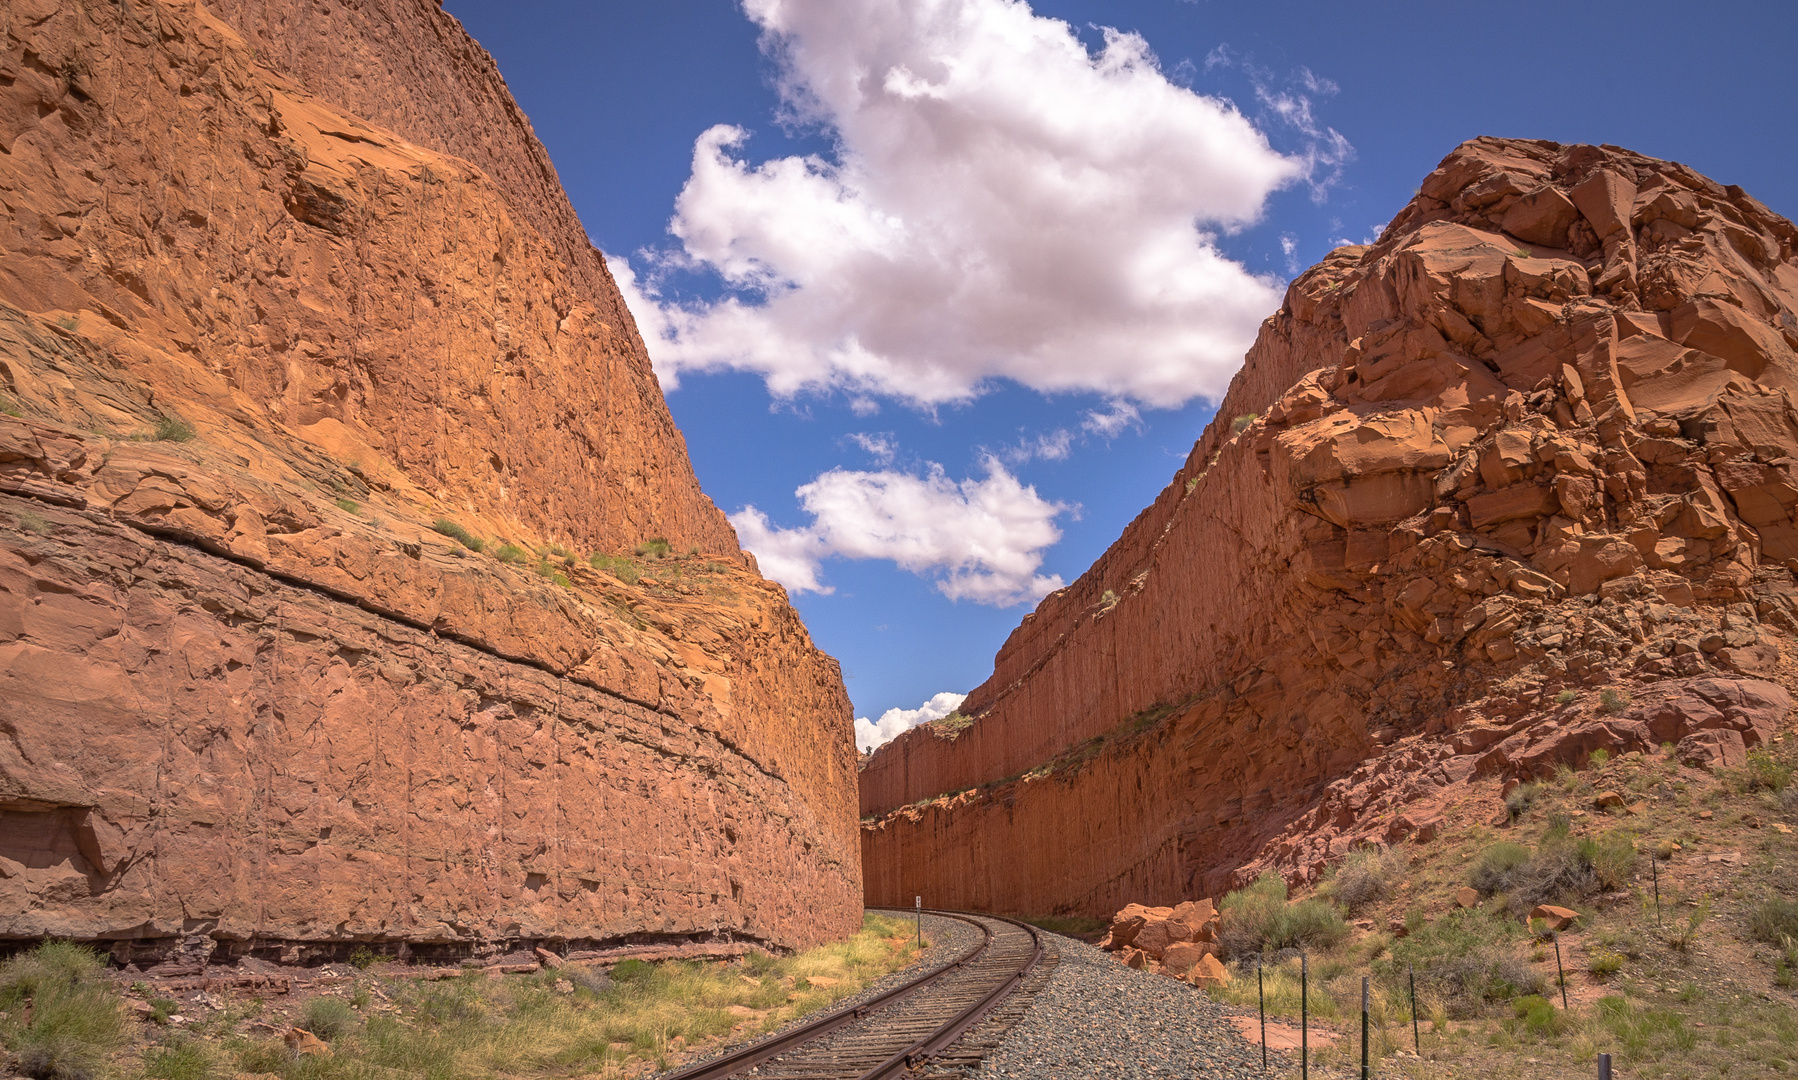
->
[153,415,196,442]
[432,518,484,552]
[636,537,672,558]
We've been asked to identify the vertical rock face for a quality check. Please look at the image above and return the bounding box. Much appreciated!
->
[861,138,1798,917]
[0,0,861,957]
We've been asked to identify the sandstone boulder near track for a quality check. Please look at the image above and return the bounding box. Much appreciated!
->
[862,137,1798,916]
[0,0,860,958]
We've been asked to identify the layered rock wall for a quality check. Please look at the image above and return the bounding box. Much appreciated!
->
[862,139,1798,917]
[1,0,860,957]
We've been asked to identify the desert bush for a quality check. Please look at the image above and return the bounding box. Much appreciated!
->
[13,509,51,536]
[302,996,357,1040]
[1472,829,1631,912]
[0,941,128,1080]
[1555,689,1577,705]
[1577,831,1638,890]
[1328,847,1402,912]
[1217,871,1350,958]
[0,394,22,417]
[635,537,671,558]
[433,519,484,552]
[1749,898,1798,944]
[1598,687,1630,714]
[1510,994,1567,1036]
[1590,747,1611,766]
[1470,842,1532,894]
[1384,910,1542,1017]
[154,414,196,442]
[142,1036,215,1080]
[495,543,527,564]
[1743,749,1793,793]
[335,498,360,515]
[1231,413,1258,433]
[1505,782,1543,819]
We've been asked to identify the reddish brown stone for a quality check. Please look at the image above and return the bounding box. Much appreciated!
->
[0,0,859,956]
[861,138,1798,919]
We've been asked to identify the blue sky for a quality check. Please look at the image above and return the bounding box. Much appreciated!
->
[442,0,1798,748]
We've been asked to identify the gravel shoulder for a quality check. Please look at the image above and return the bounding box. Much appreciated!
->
[972,933,1292,1079]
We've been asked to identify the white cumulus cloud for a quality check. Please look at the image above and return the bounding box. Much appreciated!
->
[729,457,1068,606]
[620,0,1310,409]
[856,691,968,752]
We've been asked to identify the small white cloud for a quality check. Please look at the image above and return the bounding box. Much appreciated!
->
[1082,400,1141,438]
[856,691,967,752]
[728,457,1069,606]
[846,432,898,464]
[999,429,1073,464]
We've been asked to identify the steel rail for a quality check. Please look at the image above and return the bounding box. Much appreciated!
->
[859,913,1044,1080]
[660,910,997,1080]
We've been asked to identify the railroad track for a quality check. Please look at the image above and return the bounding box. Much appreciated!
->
[663,910,1045,1080]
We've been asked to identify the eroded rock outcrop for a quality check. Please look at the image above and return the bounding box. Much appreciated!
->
[861,138,1798,917]
[0,0,860,959]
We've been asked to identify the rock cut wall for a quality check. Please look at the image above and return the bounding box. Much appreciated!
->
[0,0,861,959]
[861,138,1798,917]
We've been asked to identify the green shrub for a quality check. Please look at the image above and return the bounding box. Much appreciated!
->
[154,414,196,442]
[534,559,556,579]
[590,552,641,585]
[610,959,653,984]
[495,543,527,564]
[1589,951,1624,979]
[1511,994,1566,1036]
[635,537,671,559]
[1470,842,1532,894]
[1744,749,1792,793]
[552,572,572,588]
[1555,689,1577,705]
[1217,871,1350,958]
[348,945,377,970]
[547,543,573,559]
[302,996,357,1040]
[143,1036,215,1080]
[0,394,21,417]
[1505,782,1543,819]
[1576,831,1638,890]
[1598,687,1630,714]
[1590,747,1610,766]
[1328,847,1400,912]
[433,519,484,552]
[1384,909,1542,1017]
[1749,898,1798,945]
[0,941,129,1080]
[1231,413,1258,433]
[335,498,361,515]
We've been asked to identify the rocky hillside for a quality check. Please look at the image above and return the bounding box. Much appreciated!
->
[0,0,860,961]
[861,138,1798,918]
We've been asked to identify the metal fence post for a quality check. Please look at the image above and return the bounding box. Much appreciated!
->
[1553,933,1569,1010]
[1599,1051,1613,1080]
[1360,976,1370,1080]
[1258,957,1267,1074]
[1408,963,1420,1054]
[1301,950,1309,1080]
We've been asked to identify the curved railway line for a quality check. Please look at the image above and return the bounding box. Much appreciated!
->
[663,911,1047,1080]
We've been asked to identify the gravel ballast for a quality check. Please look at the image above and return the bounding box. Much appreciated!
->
[972,934,1289,1079]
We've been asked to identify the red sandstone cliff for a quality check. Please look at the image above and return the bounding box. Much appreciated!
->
[0,0,860,960]
[861,138,1798,917]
